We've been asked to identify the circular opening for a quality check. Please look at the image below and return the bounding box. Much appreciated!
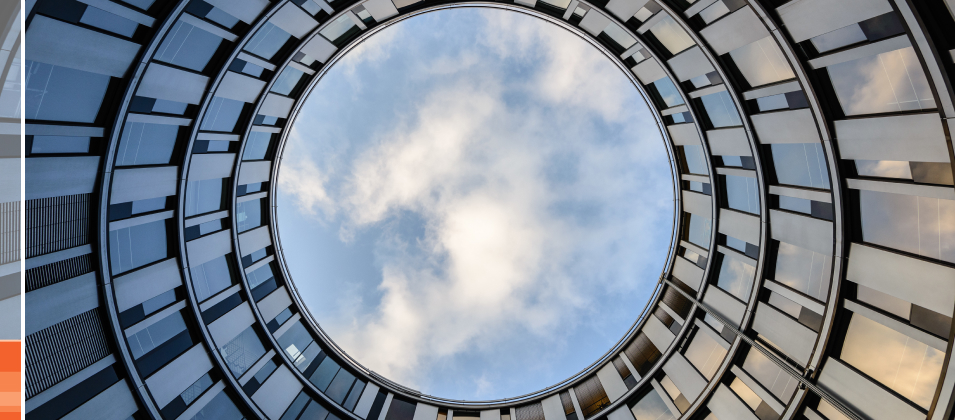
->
[276,7,674,401]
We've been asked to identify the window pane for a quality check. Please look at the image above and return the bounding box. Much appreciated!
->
[31,136,90,154]
[827,46,935,115]
[682,144,707,175]
[221,326,266,376]
[80,7,139,37]
[841,313,943,408]
[188,390,244,420]
[716,255,755,301]
[728,36,794,87]
[116,122,180,166]
[246,22,292,60]
[236,199,263,232]
[770,143,830,189]
[278,321,313,361]
[724,175,759,214]
[248,264,275,289]
[191,256,233,301]
[773,242,831,301]
[683,332,726,379]
[687,213,712,249]
[156,21,224,72]
[26,60,110,123]
[320,15,357,45]
[127,311,186,359]
[859,190,955,264]
[742,349,797,402]
[811,24,866,53]
[653,78,684,108]
[272,67,305,96]
[854,160,912,180]
[185,178,224,217]
[630,389,676,420]
[201,97,245,132]
[244,131,273,160]
[109,220,167,275]
[648,15,694,55]
[699,90,741,128]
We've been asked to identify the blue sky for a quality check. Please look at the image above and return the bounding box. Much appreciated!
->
[277,8,673,400]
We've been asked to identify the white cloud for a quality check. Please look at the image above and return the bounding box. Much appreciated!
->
[278,9,672,398]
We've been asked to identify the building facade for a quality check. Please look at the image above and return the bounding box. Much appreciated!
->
[21,0,955,420]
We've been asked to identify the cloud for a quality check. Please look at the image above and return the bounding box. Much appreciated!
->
[278,9,672,399]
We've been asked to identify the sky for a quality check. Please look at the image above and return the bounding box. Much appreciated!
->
[276,8,673,400]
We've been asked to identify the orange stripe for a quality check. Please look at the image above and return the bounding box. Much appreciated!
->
[0,342,18,373]
[0,373,17,392]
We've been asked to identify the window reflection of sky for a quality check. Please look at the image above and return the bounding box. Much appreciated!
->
[827,45,935,116]
[859,190,955,264]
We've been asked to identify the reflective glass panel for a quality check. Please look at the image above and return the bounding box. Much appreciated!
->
[116,122,180,166]
[80,7,138,37]
[687,213,712,249]
[109,220,167,274]
[683,331,726,379]
[236,199,263,232]
[248,264,275,289]
[127,311,187,359]
[25,61,110,123]
[724,175,759,214]
[728,36,795,87]
[773,242,831,301]
[603,24,636,50]
[682,144,707,174]
[699,90,741,128]
[859,190,955,263]
[630,389,676,420]
[648,15,694,55]
[841,313,944,408]
[246,22,292,60]
[221,326,267,376]
[272,67,305,96]
[716,255,755,301]
[811,24,866,53]
[770,143,830,189]
[320,15,358,44]
[156,21,224,72]
[653,78,684,107]
[201,96,245,132]
[827,46,935,115]
[854,160,912,179]
[188,390,243,420]
[244,131,273,160]
[31,136,90,154]
[185,178,224,217]
[742,349,797,402]
[191,256,233,302]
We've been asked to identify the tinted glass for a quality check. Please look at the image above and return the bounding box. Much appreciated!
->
[841,313,943,408]
[630,388,676,420]
[31,135,90,154]
[236,199,263,232]
[221,326,267,376]
[201,96,245,132]
[188,390,243,420]
[26,60,110,123]
[683,331,726,379]
[185,178,224,216]
[272,67,305,96]
[248,263,275,289]
[80,7,138,37]
[109,220,167,274]
[127,311,187,358]
[648,15,694,55]
[682,145,707,174]
[699,90,741,128]
[687,213,712,249]
[246,22,292,60]
[827,46,934,115]
[742,349,797,401]
[116,122,180,166]
[728,36,794,87]
[724,175,759,214]
[859,190,955,264]
[716,255,755,301]
[773,241,831,301]
[770,143,830,189]
[191,256,233,302]
[653,78,684,107]
[156,21,224,72]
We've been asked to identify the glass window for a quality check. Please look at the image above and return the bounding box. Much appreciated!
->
[773,241,831,302]
[156,21,224,72]
[153,99,189,115]
[778,195,811,214]
[729,378,764,411]
[181,374,214,406]
[770,143,830,189]
[698,1,729,24]
[201,96,245,132]
[127,311,187,359]
[221,326,266,376]
[728,36,795,87]
[742,349,797,402]
[681,145,707,175]
[855,160,912,179]
[236,199,264,232]
[859,190,955,264]
[248,263,275,289]
[272,67,305,96]
[326,369,357,403]
[648,15,694,55]
[26,60,110,123]
[811,24,867,53]
[716,255,755,301]
[724,175,759,214]
[80,7,139,37]
[603,24,636,50]
[652,78,684,108]
[320,15,358,45]
[246,22,292,60]
[827,46,935,115]
[683,331,726,379]
[116,122,180,166]
[0,47,20,118]
[278,321,313,362]
[120,0,156,9]
[310,356,342,391]
[699,90,741,128]
[205,8,240,30]
[141,289,177,316]
[191,256,233,302]
[185,178,224,217]
[687,213,712,249]
[109,220,167,275]
[856,284,911,319]
[188,390,244,420]
[31,136,90,154]
[840,313,943,408]
[756,94,788,112]
[630,389,675,420]
[244,131,273,160]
